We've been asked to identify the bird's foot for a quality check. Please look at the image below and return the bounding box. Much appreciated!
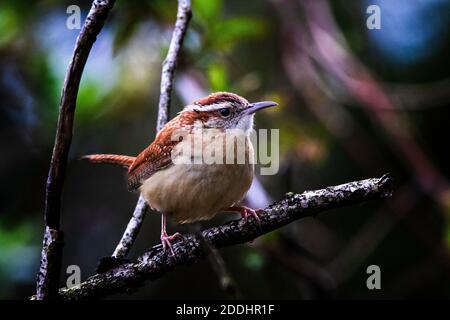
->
[160,232,183,257]
[228,206,263,226]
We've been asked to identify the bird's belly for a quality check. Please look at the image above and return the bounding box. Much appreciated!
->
[139,162,254,223]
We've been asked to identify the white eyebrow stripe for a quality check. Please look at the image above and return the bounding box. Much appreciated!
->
[191,102,230,112]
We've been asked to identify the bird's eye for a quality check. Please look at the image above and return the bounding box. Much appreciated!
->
[219,108,231,118]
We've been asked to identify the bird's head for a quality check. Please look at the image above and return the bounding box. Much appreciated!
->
[182,92,278,133]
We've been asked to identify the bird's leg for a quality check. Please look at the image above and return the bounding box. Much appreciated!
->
[228,206,262,225]
[160,213,182,257]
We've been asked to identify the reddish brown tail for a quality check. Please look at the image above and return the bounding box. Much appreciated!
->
[81,154,136,168]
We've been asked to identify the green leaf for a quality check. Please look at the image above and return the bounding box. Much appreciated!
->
[75,81,106,121]
[193,0,223,24]
[210,17,266,50]
[0,221,34,248]
[0,5,19,46]
[207,63,228,91]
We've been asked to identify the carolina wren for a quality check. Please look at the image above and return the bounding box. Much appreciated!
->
[83,92,278,255]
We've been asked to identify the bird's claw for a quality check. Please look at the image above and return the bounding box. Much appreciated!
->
[229,206,263,228]
[160,232,183,257]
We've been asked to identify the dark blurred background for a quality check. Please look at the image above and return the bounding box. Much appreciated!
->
[1,0,450,299]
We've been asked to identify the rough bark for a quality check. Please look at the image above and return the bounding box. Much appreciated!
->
[36,0,116,300]
[37,174,392,300]
[35,227,64,300]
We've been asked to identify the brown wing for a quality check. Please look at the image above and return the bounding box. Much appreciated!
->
[127,117,186,191]
[127,143,174,191]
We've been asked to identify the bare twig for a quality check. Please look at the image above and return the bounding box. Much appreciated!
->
[200,236,243,300]
[34,175,392,300]
[36,227,64,300]
[111,0,192,260]
[156,0,192,131]
[387,79,450,110]
[36,0,115,300]
[273,0,386,172]
[112,196,148,258]
[255,240,336,299]
[274,0,450,287]
[326,185,417,285]
[300,0,450,208]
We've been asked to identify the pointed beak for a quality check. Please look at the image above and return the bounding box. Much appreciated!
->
[243,101,278,115]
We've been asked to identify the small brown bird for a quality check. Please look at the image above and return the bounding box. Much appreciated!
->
[83,92,277,255]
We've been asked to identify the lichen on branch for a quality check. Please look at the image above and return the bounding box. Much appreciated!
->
[42,174,392,300]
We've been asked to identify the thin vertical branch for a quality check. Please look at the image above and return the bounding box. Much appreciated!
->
[187,223,243,300]
[202,239,243,300]
[36,0,116,300]
[112,196,148,258]
[156,0,192,132]
[111,0,192,260]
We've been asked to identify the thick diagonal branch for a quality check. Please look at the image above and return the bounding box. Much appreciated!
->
[36,0,115,300]
[112,0,192,260]
[51,175,392,300]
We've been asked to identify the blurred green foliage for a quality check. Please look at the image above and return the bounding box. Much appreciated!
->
[0,5,19,46]
[0,220,40,297]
